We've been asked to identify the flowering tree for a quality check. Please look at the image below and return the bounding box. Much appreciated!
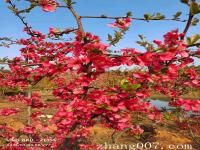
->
[0,0,200,149]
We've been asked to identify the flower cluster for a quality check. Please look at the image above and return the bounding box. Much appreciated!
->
[170,99,200,112]
[0,29,199,149]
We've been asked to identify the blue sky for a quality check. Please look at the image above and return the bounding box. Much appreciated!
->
[0,0,200,58]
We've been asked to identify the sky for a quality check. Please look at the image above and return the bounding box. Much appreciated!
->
[0,0,200,59]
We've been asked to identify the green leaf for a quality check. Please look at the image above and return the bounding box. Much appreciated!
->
[108,34,113,41]
[120,79,129,85]
[173,11,182,19]
[120,84,127,89]
[126,11,132,17]
[71,2,76,5]
[8,6,17,13]
[115,31,122,38]
[190,1,200,15]
[120,79,129,89]
[155,13,165,20]
[134,135,141,139]
[144,14,151,21]
[131,84,141,89]
[138,34,145,40]
[187,34,200,45]
[186,37,192,45]
[191,34,200,44]
[40,56,47,61]
[191,18,199,26]
[164,113,171,120]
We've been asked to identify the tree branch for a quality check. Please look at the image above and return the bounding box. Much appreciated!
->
[0,37,16,47]
[51,28,78,36]
[80,15,187,22]
[65,4,84,32]
[187,42,200,47]
[181,14,194,40]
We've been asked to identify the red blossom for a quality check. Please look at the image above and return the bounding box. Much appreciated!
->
[131,125,144,135]
[39,0,59,12]
[170,99,200,112]
[108,18,132,29]
[21,126,36,134]
[0,108,20,116]
[159,52,175,61]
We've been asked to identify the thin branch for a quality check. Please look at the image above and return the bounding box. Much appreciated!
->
[7,1,39,37]
[51,28,78,36]
[187,42,200,47]
[16,4,36,14]
[0,37,16,47]
[80,15,187,22]
[57,5,68,8]
[0,37,14,42]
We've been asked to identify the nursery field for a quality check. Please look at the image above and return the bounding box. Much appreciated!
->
[0,71,200,149]
[0,95,199,150]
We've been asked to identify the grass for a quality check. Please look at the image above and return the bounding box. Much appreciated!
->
[151,90,200,101]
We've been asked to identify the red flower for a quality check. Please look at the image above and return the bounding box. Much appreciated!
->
[131,125,144,135]
[22,126,35,134]
[179,50,189,58]
[0,108,20,116]
[108,18,132,29]
[159,52,175,61]
[39,0,59,12]
[170,99,200,112]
